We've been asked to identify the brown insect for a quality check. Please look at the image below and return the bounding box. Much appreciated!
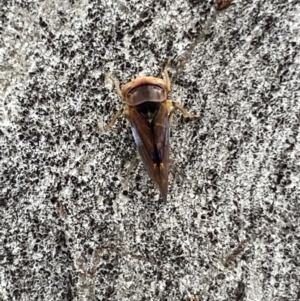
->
[105,62,198,201]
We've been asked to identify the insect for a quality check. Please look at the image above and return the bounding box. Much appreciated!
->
[105,62,198,201]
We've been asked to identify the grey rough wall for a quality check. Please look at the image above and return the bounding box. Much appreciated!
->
[1,0,300,300]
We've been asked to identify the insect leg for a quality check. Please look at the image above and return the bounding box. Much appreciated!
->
[106,107,124,129]
[103,73,127,130]
[163,59,172,92]
[172,101,200,119]
[105,73,124,100]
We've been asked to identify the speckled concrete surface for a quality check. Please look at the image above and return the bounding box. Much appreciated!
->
[1,0,300,300]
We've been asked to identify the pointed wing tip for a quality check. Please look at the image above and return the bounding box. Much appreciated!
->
[160,187,168,202]
[160,194,167,203]
[158,174,168,202]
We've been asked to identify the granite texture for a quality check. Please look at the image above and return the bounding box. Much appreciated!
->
[0,0,299,300]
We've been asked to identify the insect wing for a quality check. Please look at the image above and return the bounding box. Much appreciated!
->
[128,102,170,200]
[152,102,170,198]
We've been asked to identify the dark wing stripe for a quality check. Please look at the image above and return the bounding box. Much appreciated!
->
[128,103,170,200]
